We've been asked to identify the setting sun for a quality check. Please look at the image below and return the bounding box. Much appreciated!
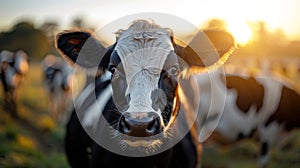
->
[227,21,253,46]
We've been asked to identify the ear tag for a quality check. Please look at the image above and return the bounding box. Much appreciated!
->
[68,38,82,45]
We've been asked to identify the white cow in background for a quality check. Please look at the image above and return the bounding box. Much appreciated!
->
[42,54,73,123]
[0,50,28,117]
[197,64,300,168]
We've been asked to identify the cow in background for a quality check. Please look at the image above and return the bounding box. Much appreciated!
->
[56,19,235,168]
[197,65,300,168]
[42,54,73,123]
[0,50,29,117]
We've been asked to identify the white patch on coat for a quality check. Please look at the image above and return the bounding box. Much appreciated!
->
[0,50,20,88]
[74,68,110,104]
[0,50,14,63]
[82,84,112,128]
[14,50,28,74]
[75,83,95,109]
[197,69,285,141]
[255,76,283,122]
[196,69,227,142]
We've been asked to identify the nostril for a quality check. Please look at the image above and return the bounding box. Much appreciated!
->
[120,116,131,134]
[146,117,160,134]
[118,112,163,137]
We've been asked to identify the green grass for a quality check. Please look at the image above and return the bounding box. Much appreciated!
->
[0,109,69,168]
[201,132,300,168]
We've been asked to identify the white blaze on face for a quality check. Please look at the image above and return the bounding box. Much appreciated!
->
[115,29,174,114]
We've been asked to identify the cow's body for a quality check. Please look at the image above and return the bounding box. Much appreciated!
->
[42,54,73,122]
[66,74,200,168]
[0,50,28,117]
[56,19,235,168]
[198,66,300,168]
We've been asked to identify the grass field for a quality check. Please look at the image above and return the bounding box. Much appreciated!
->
[202,133,300,168]
[0,62,69,168]
[0,61,300,168]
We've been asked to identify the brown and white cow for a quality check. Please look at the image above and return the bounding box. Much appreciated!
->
[197,66,300,168]
[55,19,235,168]
[0,50,28,117]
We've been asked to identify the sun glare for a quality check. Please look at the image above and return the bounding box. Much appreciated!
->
[227,21,253,46]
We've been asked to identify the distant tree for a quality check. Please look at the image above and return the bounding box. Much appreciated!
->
[39,21,61,57]
[40,21,59,38]
[254,22,269,45]
[0,21,51,60]
[70,16,95,31]
[271,29,288,46]
[202,19,227,31]
[71,16,85,28]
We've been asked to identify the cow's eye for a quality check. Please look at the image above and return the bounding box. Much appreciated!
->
[168,66,179,76]
[108,63,116,74]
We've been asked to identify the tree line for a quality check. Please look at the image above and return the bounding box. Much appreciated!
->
[0,17,89,61]
[1,18,299,61]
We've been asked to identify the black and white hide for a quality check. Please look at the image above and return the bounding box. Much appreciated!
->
[197,66,300,168]
[0,50,28,117]
[42,54,73,122]
[55,19,235,168]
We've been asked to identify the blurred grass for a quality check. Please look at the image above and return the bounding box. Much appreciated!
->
[0,108,69,168]
[201,132,300,168]
[1,59,300,168]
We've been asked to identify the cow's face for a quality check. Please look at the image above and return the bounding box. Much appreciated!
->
[110,51,179,148]
[108,21,180,143]
[56,19,235,152]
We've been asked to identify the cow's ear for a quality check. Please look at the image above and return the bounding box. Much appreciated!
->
[55,30,107,71]
[180,30,235,68]
[203,30,235,63]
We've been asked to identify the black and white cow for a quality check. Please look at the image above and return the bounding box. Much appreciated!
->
[55,19,235,168]
[42,54,73,122]
[0,50,28,117]
[197,66,300,168]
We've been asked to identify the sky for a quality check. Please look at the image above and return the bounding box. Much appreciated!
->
[1,0,300,43]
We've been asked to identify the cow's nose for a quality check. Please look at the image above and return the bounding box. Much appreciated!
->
[118,112,163,137]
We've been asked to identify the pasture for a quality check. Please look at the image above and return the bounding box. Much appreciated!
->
[0,58,299,167]
[202,133,300,168]
[0,62,69,168]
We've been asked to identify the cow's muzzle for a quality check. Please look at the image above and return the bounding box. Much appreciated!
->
[118,112,163,137]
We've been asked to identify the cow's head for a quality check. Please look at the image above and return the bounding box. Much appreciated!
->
[56,19,235,153]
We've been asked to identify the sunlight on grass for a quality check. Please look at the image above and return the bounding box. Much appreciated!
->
[16,135,36,150]
[37,115,56,132]
[20,62,49,113]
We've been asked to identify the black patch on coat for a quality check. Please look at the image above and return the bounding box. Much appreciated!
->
[226,76,264,113]
[264,86,300,131]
